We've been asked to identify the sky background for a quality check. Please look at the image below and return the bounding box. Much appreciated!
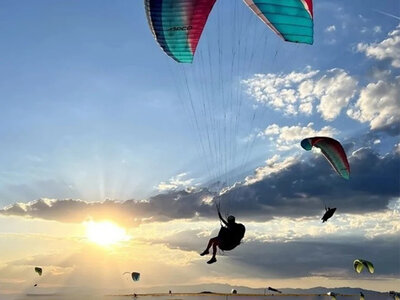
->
[0,0,399,297]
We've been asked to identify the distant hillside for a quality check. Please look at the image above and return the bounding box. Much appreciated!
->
[137,283,391,297]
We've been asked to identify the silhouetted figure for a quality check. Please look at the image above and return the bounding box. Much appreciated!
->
[200,204,245,264]
[322,207,336,222]
[169,290,172,295]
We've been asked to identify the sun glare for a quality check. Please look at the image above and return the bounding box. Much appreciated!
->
[85,221,130,246]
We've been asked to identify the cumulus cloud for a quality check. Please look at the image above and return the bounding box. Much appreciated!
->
[0,189,216,226]
[259,122,339,151]
[357,25,400,68]
[244,155,298,185]
[243,68,357,121]
[146,224,400,278]
[157,173,196,192]
[1,149,399,225]
[347,76,400,132]
[325,25,336,32]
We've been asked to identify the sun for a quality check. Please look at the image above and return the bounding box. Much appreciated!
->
[84,221,130,246]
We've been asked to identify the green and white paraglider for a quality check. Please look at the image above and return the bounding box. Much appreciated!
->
[353,259,374,274]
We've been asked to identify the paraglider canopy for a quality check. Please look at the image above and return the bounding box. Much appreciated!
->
[123,271,140,282]
[301,137,350,179]
[34,267,42,276]
[353,259,374,274]
[145,0,314,63]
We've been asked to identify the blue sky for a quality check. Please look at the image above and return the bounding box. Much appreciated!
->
[0,0,399,204]
[0,1,399,294]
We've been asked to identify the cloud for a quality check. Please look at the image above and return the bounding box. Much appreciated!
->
[325,25,336,32]
[234,235,399,278]
[145,223,400,278]
[0,189,216,226]
[157,172,196,192]
[259,122,339,151]
[244,155,298,185]
[243,68,357,121]
[1,147,399,225]
[357,25,400,68]
[347,76,400,133]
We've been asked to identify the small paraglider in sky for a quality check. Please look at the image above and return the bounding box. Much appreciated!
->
[301,137,350,179]
[353,259,374,274]
[321,207,337,223]
[34,267,42,287]
[123,272,140,282]
[267,287,282,293]
[34,267,42,276]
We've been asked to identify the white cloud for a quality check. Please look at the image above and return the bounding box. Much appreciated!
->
[259,123,339,151]
[243,68,357,121]
[374,26,382,33]
[244,155,298,185]
[157,173,196,191]
[347,77,400,130]
[357,25,400,68]
[325,25,336,32]
[314,69,358,120]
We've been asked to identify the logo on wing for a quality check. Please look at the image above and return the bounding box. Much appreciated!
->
[168,25,193,31]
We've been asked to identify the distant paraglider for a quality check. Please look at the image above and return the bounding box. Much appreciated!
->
[301,137,350,179]
[34,267,42,276]
[321,207,336,223]
[353,259,374,274]
[145,0,314,63]
[123,272,140,282]
[34,267,42,287]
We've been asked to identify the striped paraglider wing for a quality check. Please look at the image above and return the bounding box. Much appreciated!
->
[145,0,217,63]
[243,0,314,44]
[301,137,350,179]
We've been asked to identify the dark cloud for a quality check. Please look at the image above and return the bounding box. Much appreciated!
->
[233,236,400,278]
[373,122,400,136]
[147,230,400,278]
[219,146,400,220]
[0,189,216,226]
[0,147,399,224]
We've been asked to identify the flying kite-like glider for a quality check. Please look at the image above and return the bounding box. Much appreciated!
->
[123,272,141,282]
[353,259,374,274]
[145,0,314,63]
[301,137,350,179]
[34,267,42,276]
